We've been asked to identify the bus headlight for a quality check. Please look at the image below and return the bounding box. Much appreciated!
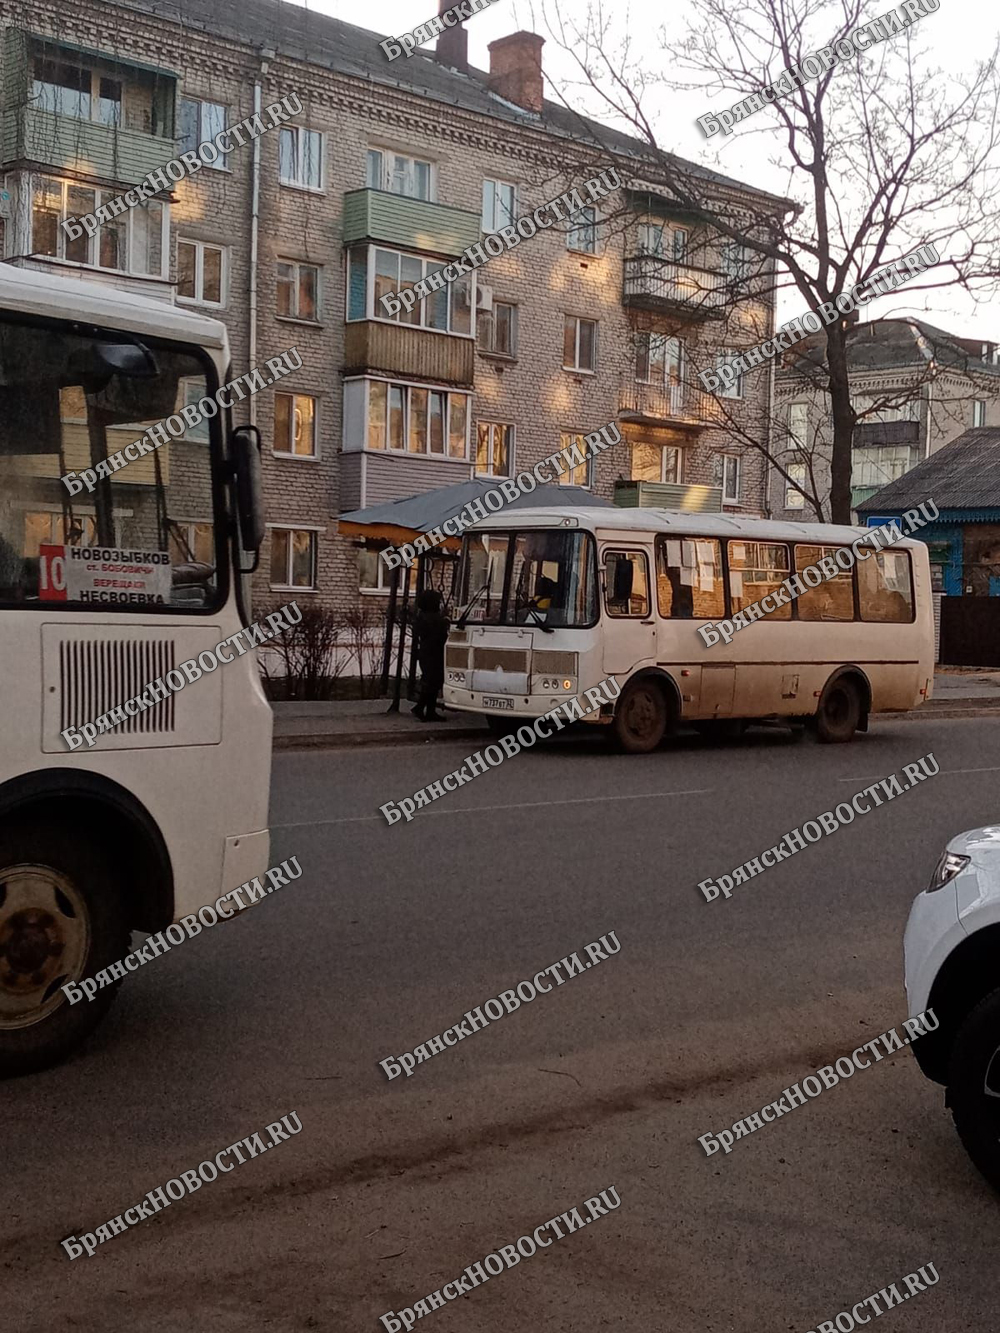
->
[448,670,467,686]
[562,679,572,690]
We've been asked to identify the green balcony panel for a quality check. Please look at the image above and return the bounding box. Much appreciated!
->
[342,188,482,257]
[614,481,723,513]
[6,107,175,184]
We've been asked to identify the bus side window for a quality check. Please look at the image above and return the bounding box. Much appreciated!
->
[796,544,855,620]
[604,550,649,617]
[858,549,914,622]
[728,540,791,620]
[656,536,723,620]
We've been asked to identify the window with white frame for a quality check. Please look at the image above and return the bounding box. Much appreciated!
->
[718,350,744,399]
[274,392,318,457]
[177,238,226,306]
[169,520,214,565]
[366,148,432,200]
[558,432,593,488]
[722,454,741,502]
[270,527,317,589]
[567,205,597,254]
[181,380,210,443]
[32,176,167,277]
[482,179,516,232]
[974,399,987,427]
[346,246,472,335]
[788,402,809,450]
[630,442,681,484]
[636,333,684,391]
[32,56,121,126]
[637,221,688,261]
[852,445,915,488]
[564,316,597,373]
[178,99,228,169]
[23,508,98,557]
[280,127,323,190]
[277,260,320,321]
[476,422,513,477]
[357,545,393,593]
[721,241,754,282]
[360,380,469,458]
[785,462,807,509]
[477,300,517,357]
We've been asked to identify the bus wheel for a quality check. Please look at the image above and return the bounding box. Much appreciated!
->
[0,821,127,1078]
[612,679,669,754]
[815,677,862,743]
[948,989,1000,1194]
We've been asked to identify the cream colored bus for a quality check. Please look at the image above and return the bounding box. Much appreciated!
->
[444,507,934,752]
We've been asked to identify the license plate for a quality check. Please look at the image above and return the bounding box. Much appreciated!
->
[483,695,515,711]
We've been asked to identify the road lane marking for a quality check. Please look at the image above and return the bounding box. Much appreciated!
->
[270,787,713,830]
[837,766,1000,782]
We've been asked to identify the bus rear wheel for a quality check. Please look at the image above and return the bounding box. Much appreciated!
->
[815,677,863,743]
[612,679,669,754]
[0,820,127,1078]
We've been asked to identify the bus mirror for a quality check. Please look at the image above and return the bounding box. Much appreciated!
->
[613,558,634,603]
[232,425,265,552]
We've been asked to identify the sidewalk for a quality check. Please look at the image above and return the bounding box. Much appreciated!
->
[270,671,1000,751]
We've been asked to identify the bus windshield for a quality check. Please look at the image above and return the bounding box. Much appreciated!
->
[0,314,223,611]
[459,529,597,628]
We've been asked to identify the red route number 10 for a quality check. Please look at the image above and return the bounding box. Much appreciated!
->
[38,545,68,601]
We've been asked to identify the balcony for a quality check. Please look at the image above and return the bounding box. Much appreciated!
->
[619,378,709,427]
[344,321,475,387]
[623,255,727,318]
[3,107,175,185]
[342,189,482,258]
[614,480,723,513]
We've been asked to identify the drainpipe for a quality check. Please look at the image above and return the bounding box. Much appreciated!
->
[250,49,274,425]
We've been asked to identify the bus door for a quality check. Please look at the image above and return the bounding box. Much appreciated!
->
[601,547,656,677]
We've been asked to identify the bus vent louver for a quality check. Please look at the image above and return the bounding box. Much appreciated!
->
[59,639,177,735]
[471,648,530,673]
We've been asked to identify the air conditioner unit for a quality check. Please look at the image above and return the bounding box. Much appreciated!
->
[476,283,493,314]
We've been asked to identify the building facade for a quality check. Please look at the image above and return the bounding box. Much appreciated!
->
[1,0,786,611]
[770,317,1000,521]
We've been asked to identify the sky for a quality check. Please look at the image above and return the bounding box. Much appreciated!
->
[291,0,1000,340]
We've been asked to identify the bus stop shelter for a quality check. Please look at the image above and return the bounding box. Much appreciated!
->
[339,478,609,708]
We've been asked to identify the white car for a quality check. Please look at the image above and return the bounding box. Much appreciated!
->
[905,825,1000,1190]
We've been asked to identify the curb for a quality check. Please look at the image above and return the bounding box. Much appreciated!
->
[273,725,489,752]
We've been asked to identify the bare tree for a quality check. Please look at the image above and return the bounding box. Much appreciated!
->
[532,0,1000,519]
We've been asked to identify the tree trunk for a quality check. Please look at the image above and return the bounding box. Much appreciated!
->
[826,324,856,524]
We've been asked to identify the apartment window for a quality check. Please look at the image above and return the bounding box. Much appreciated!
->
[721,241,754,282]
[270,528,317,589]
[280,127,323,190]
[32,176,166,277]
[477,300,517,357]
[274,393,317,457]
[178,99,228,169]
[567,205,597,254]
[631,442,681,484]
[637,222,688,260]
[563,316,597,373]
[180,380,211,443]
[558,433,592,488]
[277,260,320,321]
[32,57,122,127]
[974,399,987,427]
[482,179,516,232]
[348,246,471,334]
[852,445,914,488]
[722,455,741,503]
[177,239,225,306]
[366,148,432,200]
[357,546,392,593]
[24,510,98,557]
[169,521,214,566]
[785,462,807,509]
[718,351,744,399]
[476,422,513,476]
[363,380,469,458]
[636,333,684,389]
[728,541,791,620]
[788,402,808,450]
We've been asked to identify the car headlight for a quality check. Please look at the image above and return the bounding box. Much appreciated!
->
[927,850,970,892]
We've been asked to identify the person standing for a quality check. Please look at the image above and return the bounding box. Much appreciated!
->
[412,587,450,721]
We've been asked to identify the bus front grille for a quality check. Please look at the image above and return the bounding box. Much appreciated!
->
[471,648,530,673]
[531,650,578,677]
[445,646,472,669]
[59,638,177,735]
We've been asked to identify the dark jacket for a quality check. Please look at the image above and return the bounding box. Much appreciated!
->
[413,608,449,686]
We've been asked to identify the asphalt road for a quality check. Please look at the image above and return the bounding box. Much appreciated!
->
[7,715,1000,1331]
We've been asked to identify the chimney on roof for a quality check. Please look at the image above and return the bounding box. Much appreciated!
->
[488,31,545,113]
[436,0,468,70]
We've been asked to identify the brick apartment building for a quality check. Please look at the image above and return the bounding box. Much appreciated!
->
[0,0,789,611]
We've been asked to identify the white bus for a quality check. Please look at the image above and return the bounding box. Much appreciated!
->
[444,506,934,751]
[0,266,272,1075]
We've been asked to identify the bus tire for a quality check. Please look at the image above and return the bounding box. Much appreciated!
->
[947,987,1000,1195]
[815,676,862,743]
[0,818,127,1078]
[612,678,670,754]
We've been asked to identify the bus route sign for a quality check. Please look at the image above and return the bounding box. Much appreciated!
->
[38,545,172,606]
